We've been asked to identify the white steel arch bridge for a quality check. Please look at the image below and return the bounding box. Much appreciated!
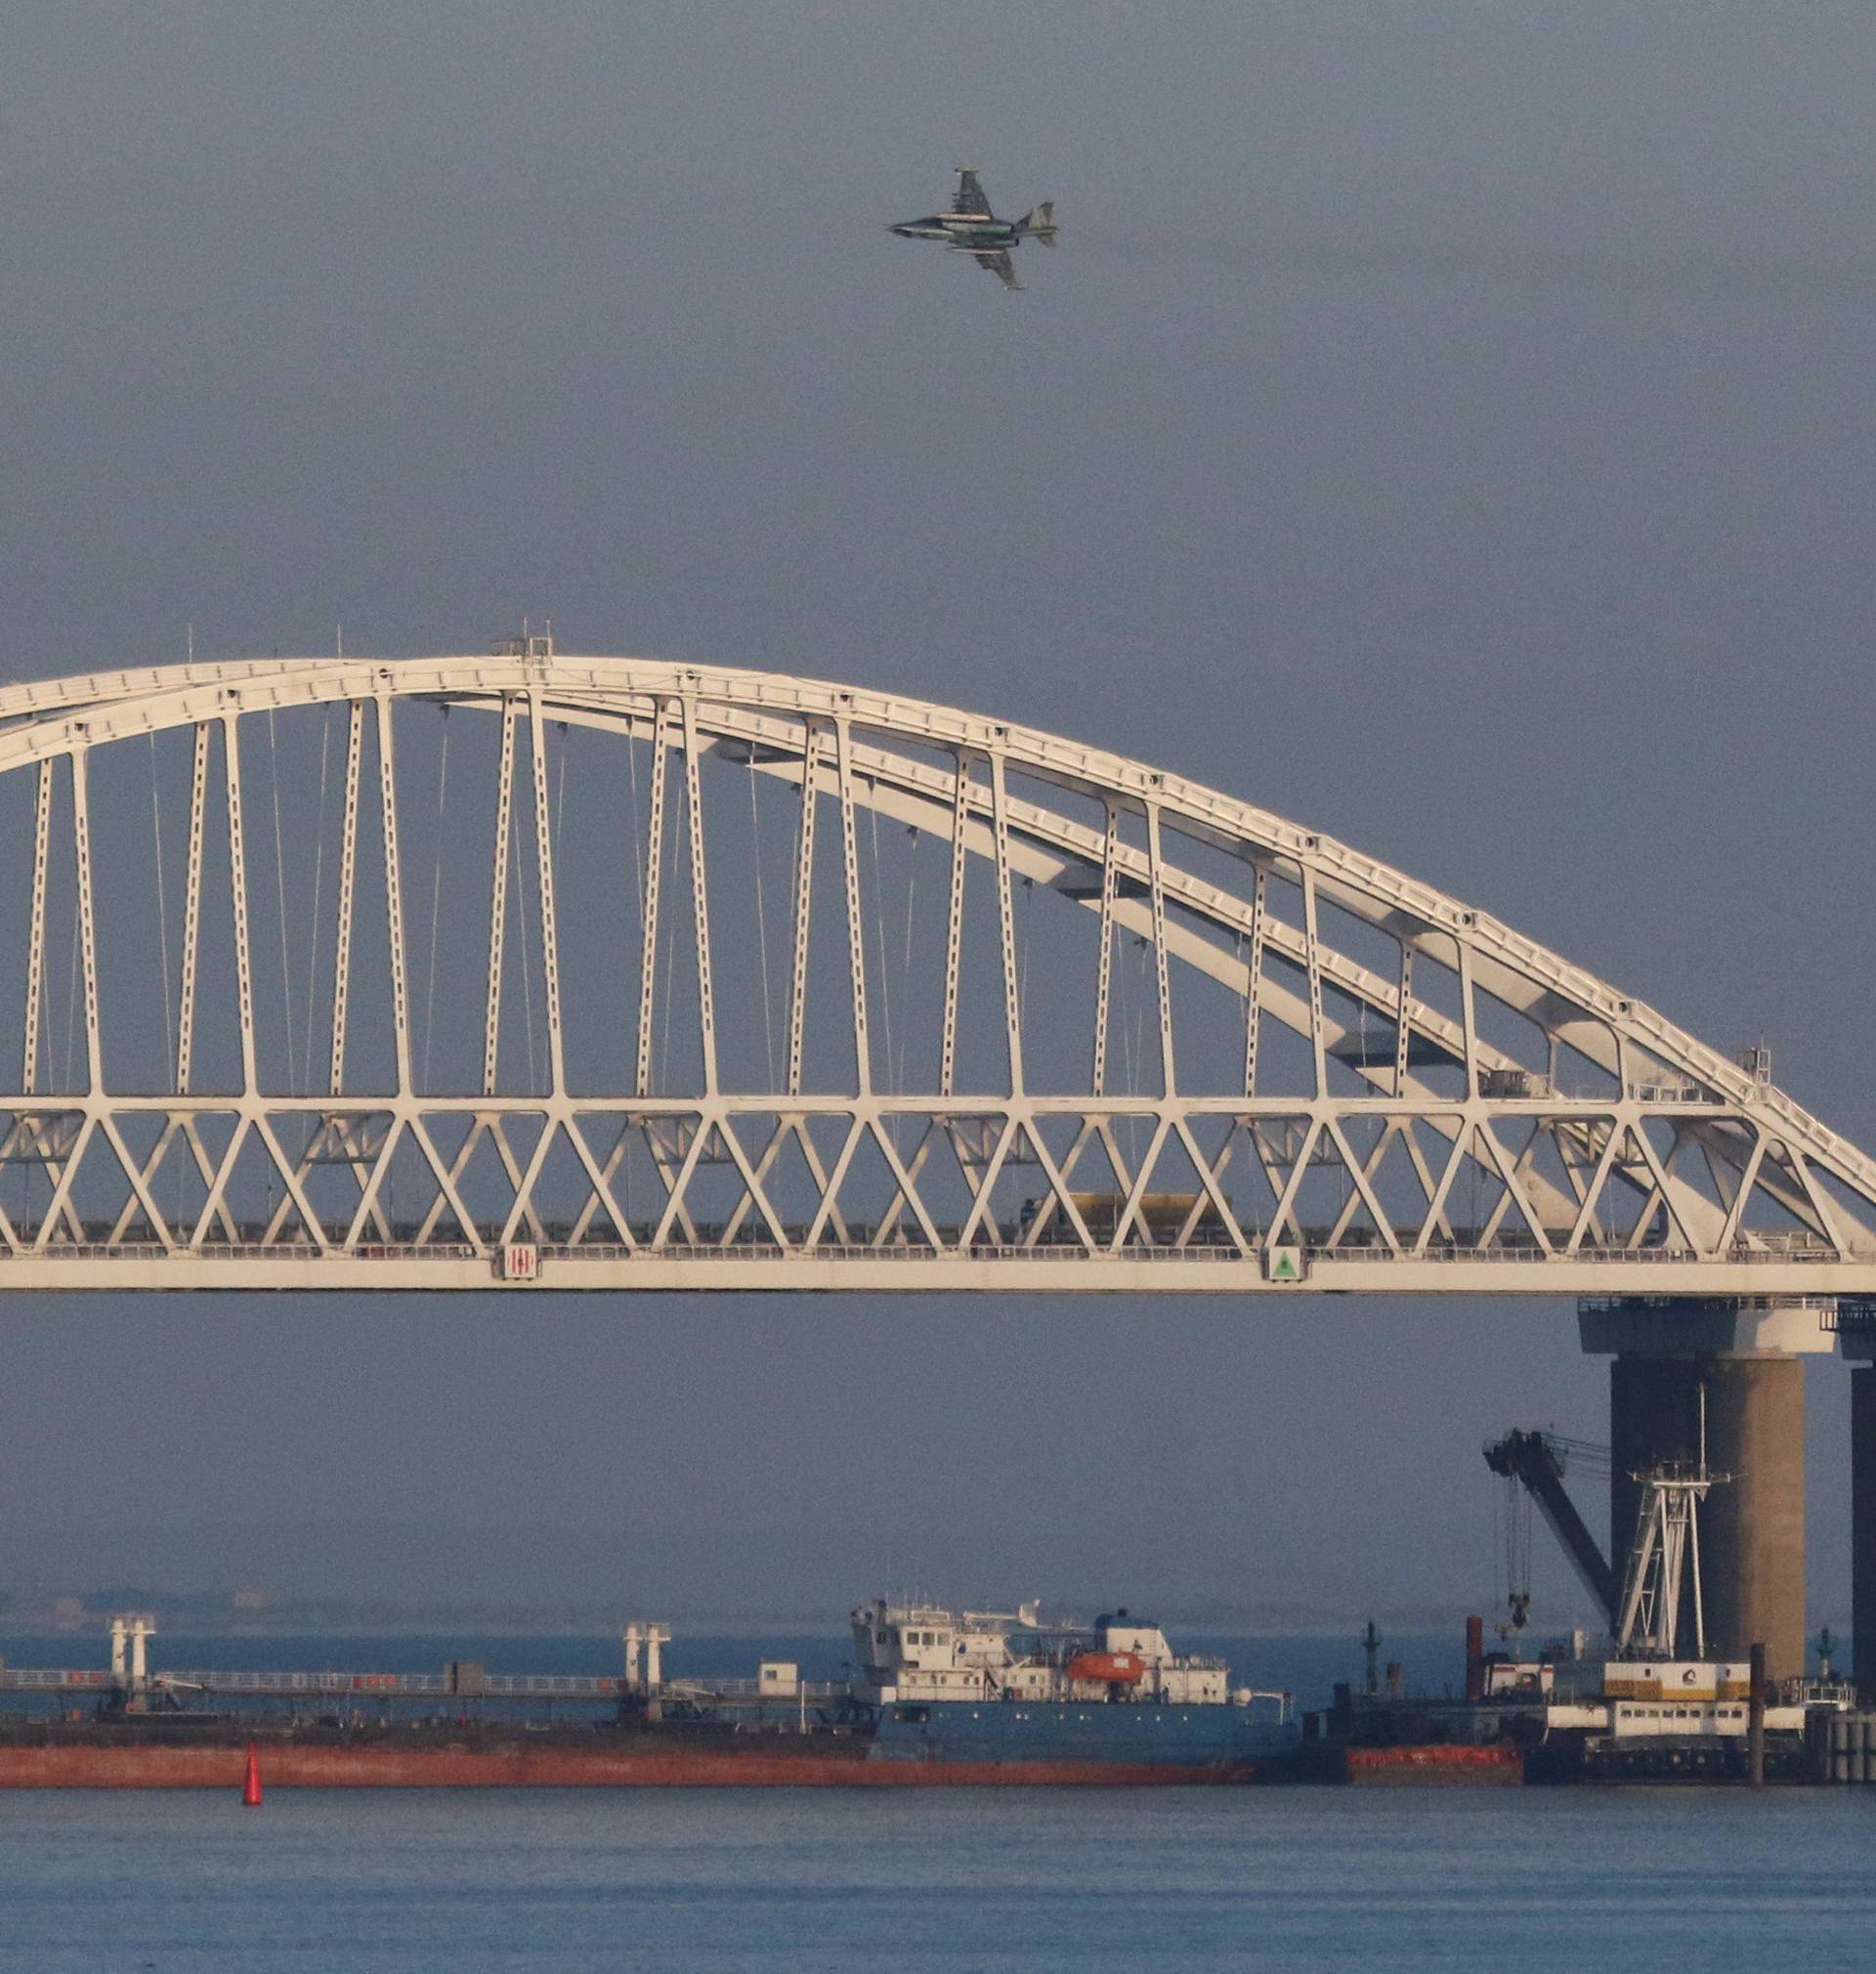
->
[0,643,1871,1298]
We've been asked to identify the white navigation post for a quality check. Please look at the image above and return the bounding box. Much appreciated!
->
[128,1615,153,1693]
[622,1623,643,1690]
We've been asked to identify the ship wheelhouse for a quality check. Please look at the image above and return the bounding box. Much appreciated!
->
[846,1598,1255,1710]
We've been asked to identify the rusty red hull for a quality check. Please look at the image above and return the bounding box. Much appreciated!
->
[0,1745,1262,1788]
[1343,1743,1524,1785]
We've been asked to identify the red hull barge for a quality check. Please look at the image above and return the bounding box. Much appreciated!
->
[0,1744,1266,1788]
[1343,1743,1523,1785]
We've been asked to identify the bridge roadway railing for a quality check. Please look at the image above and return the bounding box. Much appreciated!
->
[0,1226,1849,1262]
[0,1232,1866,1297]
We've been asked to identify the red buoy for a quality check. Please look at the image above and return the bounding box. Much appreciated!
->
[241,1739,263,1807]
[1066,1652,1146,1685]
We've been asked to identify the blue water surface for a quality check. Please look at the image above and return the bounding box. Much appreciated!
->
[4,1784,1875,1972]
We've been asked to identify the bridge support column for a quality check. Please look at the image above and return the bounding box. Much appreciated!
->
[1853,1364,1876,1700]
[1833,1306,1876,1699]
[1581,1298,1830,1681]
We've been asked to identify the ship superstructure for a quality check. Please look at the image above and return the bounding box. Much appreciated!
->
[849,1599,1240,1706]
[846,1597,1296,1778]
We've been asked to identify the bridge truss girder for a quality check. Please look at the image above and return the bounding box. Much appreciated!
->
[0,651,1865,1294]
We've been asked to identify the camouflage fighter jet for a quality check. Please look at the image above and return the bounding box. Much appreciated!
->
[890,167,1058,291]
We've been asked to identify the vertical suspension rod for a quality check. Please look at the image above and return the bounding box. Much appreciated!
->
[328,704,365,1097]
[1090,800,1118,1096]
[680,695,717,1095]
[68,748,103,1094]
[833,717,872,1096]
[635,699,671,1096]
[1242,865,1266,1098]
[938,751,970,1098]
[222,714,258,1096]
[1300,865,1327,1098]
[988,750,1023,1096]
[375,695,412,1096]
[1144,801,1175,1099]
[1393,940,1415,1098]
[526,690,567,1095]
[1458,938,1481,1101]
[21,759,52,1094]
[176,724,209,1094]
[482,698,517,1096]
[785,721,820,1097]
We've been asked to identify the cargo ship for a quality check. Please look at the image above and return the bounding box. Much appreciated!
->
[0,1602,1298,1788]
[844,1597,1297,1779]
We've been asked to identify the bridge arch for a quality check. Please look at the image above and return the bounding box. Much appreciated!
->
[0,648,1867,1294]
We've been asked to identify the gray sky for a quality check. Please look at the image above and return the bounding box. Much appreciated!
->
[2,0,1873,1635]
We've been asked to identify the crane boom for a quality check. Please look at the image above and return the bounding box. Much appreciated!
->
[1482,1429,1620,1629]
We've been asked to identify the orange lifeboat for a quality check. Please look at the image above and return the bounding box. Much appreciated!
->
[1066,1652,1146,1685]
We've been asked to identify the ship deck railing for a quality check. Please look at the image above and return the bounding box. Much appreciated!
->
[661,1678,843,1702]
[0,1667,848,1705]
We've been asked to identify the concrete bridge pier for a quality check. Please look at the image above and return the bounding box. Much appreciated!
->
[1579,1298,1831,1682]
[1831,1304,1876,1698]
[1854,1362,1876,1699]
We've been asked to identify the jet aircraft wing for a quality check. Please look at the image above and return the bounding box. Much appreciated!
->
[952,168,994,218]
[973,248,1021,291]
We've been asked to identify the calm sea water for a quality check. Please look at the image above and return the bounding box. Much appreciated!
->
[4,1785,1875,1972]
[5,1628,1873,1970]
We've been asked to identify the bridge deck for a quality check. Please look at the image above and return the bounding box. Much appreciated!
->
[0,1247,1869,1294]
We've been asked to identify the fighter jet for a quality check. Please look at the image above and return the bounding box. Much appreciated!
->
[890,168,1058,291]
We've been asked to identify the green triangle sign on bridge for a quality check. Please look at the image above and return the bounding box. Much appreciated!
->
[1266,1247,1303,1283]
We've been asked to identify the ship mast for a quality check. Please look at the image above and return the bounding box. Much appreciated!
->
[1615,1386,1730,1660]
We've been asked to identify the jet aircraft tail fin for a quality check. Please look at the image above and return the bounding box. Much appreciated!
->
[1017,201,1058,242]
